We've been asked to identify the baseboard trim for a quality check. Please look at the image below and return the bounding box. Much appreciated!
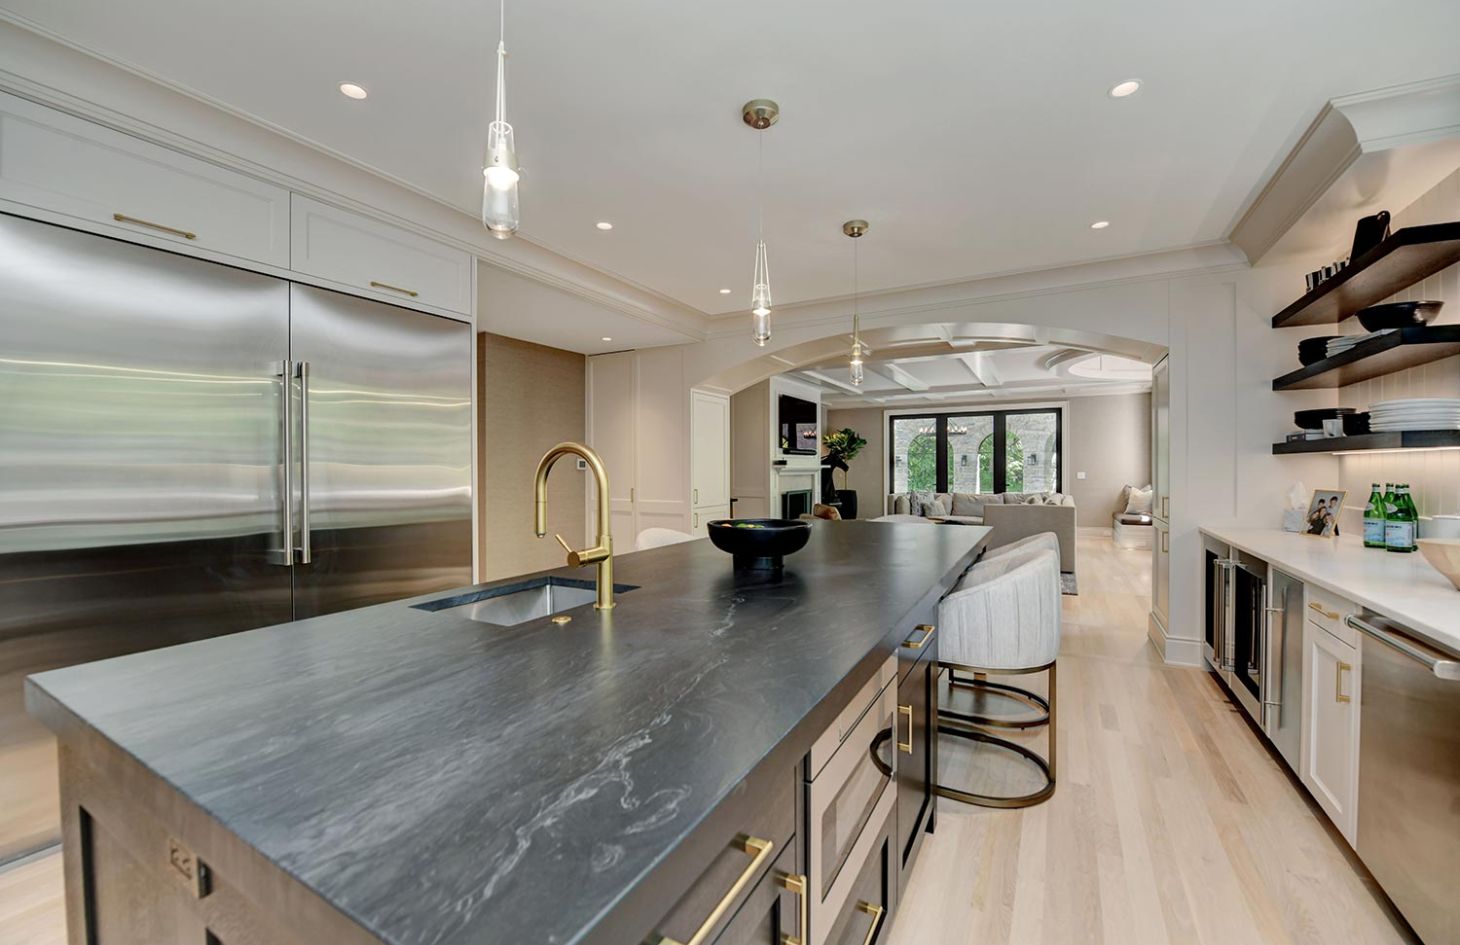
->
[1147,612,1205,667]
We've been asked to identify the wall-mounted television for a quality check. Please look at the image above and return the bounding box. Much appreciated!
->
[778,394,819,455]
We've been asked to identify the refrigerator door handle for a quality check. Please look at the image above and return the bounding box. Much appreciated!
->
[297,360,312,565]
[1263,595,1287,728]
[269,360,296,566]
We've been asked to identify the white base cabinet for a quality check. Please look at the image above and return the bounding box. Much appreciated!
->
[690,389,731,536]
[1301,614,1361,845]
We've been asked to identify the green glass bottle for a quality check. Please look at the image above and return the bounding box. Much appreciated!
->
[1385,483,1417,553]
[1363,483,1386,548]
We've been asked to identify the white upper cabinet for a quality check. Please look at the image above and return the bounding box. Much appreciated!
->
[290,195,472,315]
[0,91,290,267]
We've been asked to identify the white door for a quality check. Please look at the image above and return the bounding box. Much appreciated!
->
[1302,620,1360,844]
[691,390,731,511]
[633,347,689,533]
[1152,519,1170,625]
[1152,356,1170,523]
[587,351,639,543]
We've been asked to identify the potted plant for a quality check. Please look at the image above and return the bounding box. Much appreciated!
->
[821,427,867,519]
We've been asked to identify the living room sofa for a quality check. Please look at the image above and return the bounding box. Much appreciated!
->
[885,491,1077,573]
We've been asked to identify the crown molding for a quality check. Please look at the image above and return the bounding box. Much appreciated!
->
[1228,74,1460,264]
[704,242,1246,340]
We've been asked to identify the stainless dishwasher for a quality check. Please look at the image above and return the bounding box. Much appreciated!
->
[1348,612,1460,945]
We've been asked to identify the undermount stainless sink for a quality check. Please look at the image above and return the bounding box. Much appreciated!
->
[413,576,635,627]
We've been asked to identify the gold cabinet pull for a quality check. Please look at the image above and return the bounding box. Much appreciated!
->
[1160,529,1169,553]
[903,624,936,650]
[779,873,807,945]
[693,488,699,504]
[1309,601,1340,620]
[856,901,886,945]
[655,835,774,945]
[897,704,914,753]
[113,213,196,240]
[1336,660,1352,704]
[369,279,419,298]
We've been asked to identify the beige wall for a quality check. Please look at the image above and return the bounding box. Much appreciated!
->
[830,393,1151,524]
[824,408,884,517]
[1067,393,1152,525]
[477,333,587,581]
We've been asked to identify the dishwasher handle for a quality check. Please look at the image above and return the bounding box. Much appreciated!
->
[1346,615,1460,681]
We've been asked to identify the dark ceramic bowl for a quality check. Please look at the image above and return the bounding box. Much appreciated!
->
[1297,335,1343,366]
[1356,300,1443,331]
[1294,407,1356,431]
[707,518,812,571]
[1342,412,1371,436]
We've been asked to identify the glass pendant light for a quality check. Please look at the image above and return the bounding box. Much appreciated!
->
[743,99,779,345]
[482,0,519,239]
[843,220,868,384]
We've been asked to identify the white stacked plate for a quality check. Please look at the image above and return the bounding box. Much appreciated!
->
[1369,398,1460,432]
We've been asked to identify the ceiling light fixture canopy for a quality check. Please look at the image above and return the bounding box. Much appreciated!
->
[743,99,779,346]
[843,219,869,386]
[481,0,520,239]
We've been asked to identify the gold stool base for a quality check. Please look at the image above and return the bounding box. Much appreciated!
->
[935,661,1056,809]
[946,670,1050,729]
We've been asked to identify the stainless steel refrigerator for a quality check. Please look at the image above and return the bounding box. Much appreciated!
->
[0,212,472,863]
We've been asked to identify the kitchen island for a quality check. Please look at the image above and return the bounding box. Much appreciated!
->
[26,520,987,945]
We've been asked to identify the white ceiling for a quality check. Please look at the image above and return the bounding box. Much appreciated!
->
[796,345,1152,408]
[8,0,1460,316]
[476,262,685,355]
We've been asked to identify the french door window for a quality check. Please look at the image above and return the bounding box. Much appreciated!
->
[890,409,1061,495]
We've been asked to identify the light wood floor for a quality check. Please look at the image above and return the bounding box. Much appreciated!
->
[890,534,1415,945]
[0,536,1414,945]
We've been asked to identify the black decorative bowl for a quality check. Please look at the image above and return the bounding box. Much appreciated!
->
[1342,412,1371,436]
[1294,407,1356,430]
[1297,335,1343,366]
[707,518,812,571]
[1356,300,1443,331]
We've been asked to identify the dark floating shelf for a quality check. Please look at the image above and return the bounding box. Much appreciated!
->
[1270,222,1460,328]
[1272,430,1460,455]
[1272,325,1460,390]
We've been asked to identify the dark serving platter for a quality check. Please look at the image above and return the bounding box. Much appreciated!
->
[1355,300,1443,331]
[707,518,813,571]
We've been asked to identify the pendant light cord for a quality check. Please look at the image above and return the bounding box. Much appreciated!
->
[757,133,765,241]
[495,0,507,124]
[852,236,860,341]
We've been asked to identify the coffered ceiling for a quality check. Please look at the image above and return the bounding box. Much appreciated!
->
[794,345,1153,408]
[4,0,1459,316]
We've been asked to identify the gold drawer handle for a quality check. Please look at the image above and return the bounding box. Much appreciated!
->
[1336,660,1351,704]
[780,873,807,945]
[903,624,935,649]
[897,704,913,753]
[113,213,196,240]
[370,280,419,298]
[1308,601,1340,620]
[655,835,774,945]
[856,901,886,945]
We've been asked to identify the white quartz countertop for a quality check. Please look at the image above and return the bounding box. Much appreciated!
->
[1198,525,1460,656]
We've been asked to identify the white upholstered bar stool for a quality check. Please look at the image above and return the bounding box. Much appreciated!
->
[935,544,1061,808]
[946,530,1061,726]
[635,527,698,551]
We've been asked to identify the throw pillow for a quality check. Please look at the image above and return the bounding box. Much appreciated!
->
[975,492,1003,506]
[811,503,841,520]
[927,498,949,517]
[909,491,935,516]
[893,494,911,515]
[950,493,982,516]
[1118,484,1134,512]
[1126,485,1154,515]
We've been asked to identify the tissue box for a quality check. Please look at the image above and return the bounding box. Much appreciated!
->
[1282,509,1305,533]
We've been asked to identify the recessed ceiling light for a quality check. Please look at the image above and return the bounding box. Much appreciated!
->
[719,288,732,294]
[601,336,613,342]
[1108,79,1141,98]
[338,83,368,100]
[1090,220,1111,229]
[595,221,613,231]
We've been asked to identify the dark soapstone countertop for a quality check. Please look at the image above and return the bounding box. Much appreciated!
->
[28,520,986,945]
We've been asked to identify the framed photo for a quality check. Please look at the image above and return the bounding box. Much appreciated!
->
[1304,489,1346,538]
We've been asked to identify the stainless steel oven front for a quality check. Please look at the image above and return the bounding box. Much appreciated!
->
[805,655,898,945]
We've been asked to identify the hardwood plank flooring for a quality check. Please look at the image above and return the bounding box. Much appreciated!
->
[890,533,1416,945]
[0,536,1414,945]
[0,851,65,945]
